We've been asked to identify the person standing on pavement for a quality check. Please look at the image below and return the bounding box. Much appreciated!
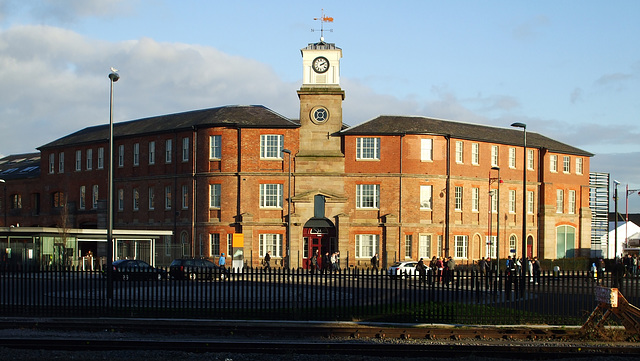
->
[263,251,271,271]
[416,258,427,285]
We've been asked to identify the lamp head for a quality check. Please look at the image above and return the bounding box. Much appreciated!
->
[613,179,620,186]
[108,72,120,82]
[511,122,526,129]
[281,149,291,154]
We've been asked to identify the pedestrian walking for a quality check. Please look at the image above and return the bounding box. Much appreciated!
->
[371,253,379,271]
[416,258,427,285]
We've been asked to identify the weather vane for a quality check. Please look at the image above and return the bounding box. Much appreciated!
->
[311,9,333,42]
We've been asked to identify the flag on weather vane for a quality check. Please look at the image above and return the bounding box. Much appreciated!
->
[312,9,334,41]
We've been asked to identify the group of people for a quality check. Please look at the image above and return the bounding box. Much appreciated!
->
[310,250,340,272]
[414,256,456,285]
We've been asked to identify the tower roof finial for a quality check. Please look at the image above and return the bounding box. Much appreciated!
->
[312,9,333,42]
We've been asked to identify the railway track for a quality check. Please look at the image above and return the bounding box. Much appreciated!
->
[1,318,639,359]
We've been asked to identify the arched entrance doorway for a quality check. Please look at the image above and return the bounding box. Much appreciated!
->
[302,217,336,270]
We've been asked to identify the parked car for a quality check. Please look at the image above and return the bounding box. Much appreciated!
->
[387,261,429,279]
[112,259,166,281]
[169,258,229,280]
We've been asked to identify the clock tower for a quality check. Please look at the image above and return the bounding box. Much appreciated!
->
[297,40,345,162]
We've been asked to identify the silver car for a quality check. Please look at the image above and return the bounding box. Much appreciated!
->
[387,261,428,279]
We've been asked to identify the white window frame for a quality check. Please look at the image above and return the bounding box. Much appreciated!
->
[550,155,558,173]
[421,138,433,161]
[58,152,64,173]
[92,184,98,209]
[491,145,499,167]
[210,135,222,160]
[133,143,139,166]
[79,185,85,210]
[509,235,517,253]
[133,188,139,211]
[419,234,431,259]
[117,189,124,211]
[181,185,189,209]
[148,187,155,210]
[455,141,463,164]
[210,183,221,208]
[420,185,432,210]
[355,234,378,258]
[356,184,380,209]
[509,147,516,169]
[568,190,576,214]
[259,234,283,258]
[75,150,82,171]
[563,156,570,173]
[454,186,463,211]
[148,141,155,165]
[97,147,104,169]
[182,137,189,162]
[556,189,564,213]
[491,190,497,213]
[165,186,172,210]
[260,134,284,159]
[472,187,479,212]
[527,149,534,170]
[259,183,283,208]
[165,139,172,163]
[486,235,497,259]
[356,137,380,160]
[471,143,479,165]
[48,153,55,174]
[509,190,516,213]
[527,190,534,214]
[118,145,124,168]
[405,234,413,259]
[209,234,220,258]
[455,235,468,259]
[85,149,92,170]
[576,158,583,175]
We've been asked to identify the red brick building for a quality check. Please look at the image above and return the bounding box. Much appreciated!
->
[1,39,593,269]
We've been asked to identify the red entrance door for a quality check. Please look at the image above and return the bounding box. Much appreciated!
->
[302,227,335,269]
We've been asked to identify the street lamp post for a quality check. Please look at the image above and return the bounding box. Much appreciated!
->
[107,68,119,299]
[491,167,501,274]
[282,149,292,269]
[511,122,527,274]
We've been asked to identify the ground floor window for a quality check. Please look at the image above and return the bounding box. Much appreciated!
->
[405,235,412,259]
[355,234,378,258]
[419,234,431,259]
[259,234,282,257]
[486,235,496,258]
[455,235,468,259]
[556,225,576,258]
[210,234,220,257]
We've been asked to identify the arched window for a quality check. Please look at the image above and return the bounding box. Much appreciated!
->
[556,225,576,258]
[509,235,517,254]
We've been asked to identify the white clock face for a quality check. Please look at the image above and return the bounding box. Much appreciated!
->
[312,56,329,73]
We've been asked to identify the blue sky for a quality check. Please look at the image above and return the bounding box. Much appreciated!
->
[1,0,639,211]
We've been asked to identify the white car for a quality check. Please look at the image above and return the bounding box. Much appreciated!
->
[387,261,429,279]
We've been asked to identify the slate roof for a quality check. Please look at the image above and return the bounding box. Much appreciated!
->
[341,115,593,157]
[0,153,41,180]
[39,105,299,150]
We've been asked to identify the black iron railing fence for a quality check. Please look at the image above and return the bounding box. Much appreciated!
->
[1,266,638,325]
